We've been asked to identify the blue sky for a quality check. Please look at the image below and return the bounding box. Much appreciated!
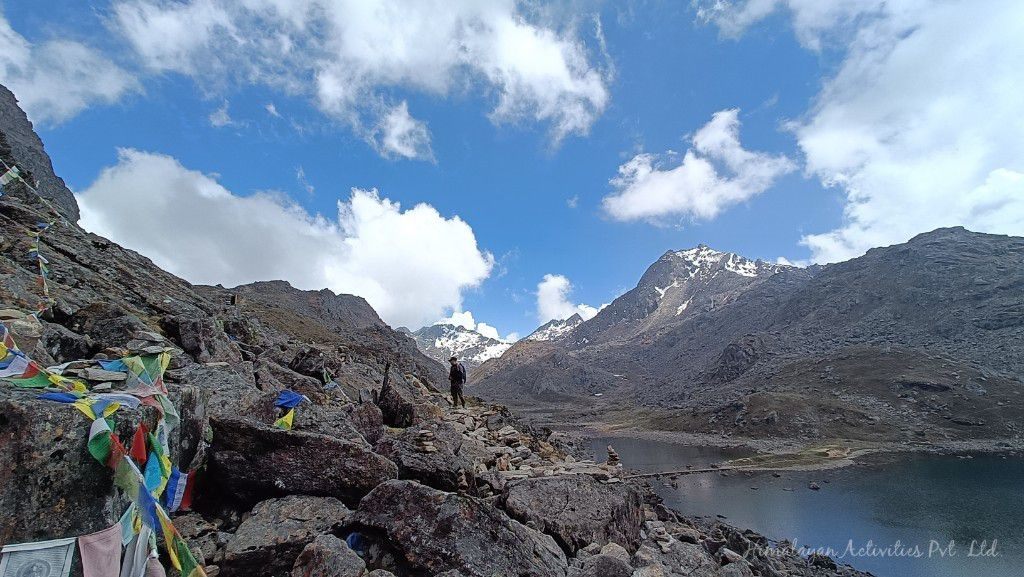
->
[2,1,1022,339]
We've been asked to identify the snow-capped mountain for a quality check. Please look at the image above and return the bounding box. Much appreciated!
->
[566,244,790,347]
[406,323,513,369]
[526,313,584,342]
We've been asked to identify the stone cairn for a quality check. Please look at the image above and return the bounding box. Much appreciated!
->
[646,520,675,554]
[606,445,621,467]
[415,429,438,453]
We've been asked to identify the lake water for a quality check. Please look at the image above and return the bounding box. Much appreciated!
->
[588,436,1024,577]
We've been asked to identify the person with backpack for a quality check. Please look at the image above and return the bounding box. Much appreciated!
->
[448,356,467,408]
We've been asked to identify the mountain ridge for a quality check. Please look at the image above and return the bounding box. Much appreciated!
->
[473,227,1024,444]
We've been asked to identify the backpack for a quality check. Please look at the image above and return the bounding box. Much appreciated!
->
[457,362,467,383]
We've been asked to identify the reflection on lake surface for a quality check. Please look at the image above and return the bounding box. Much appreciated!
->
[588,436,1024,577]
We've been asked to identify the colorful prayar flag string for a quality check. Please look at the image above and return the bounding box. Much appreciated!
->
[0,536,76,577]
[0,319,205,577]
[0,159,67,315]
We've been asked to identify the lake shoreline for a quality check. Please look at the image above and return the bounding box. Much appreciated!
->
[572,423,1024,472]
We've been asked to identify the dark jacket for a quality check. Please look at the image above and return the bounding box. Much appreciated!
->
[449,362,467,387]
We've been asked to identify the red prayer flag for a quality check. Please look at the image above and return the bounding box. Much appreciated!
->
[129,423,149,467]
[179,471,195,511]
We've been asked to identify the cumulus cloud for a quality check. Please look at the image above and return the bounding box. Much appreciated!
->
[77,149,493,328]
[699,0,1024,263]
[0,13,138,124]
[603,109,796,222]
[109,0,611,153]
[436,310,516,342]
[208,100,235,127]
[372,101,434,161]
[536,274,600,325]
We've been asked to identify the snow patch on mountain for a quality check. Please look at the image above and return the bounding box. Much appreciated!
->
[527,313,584,341]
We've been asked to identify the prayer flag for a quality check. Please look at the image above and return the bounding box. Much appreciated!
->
[274,389,308,408]
[274,408,295,430]
[87,418,114,464]
[165,468,189,512]
[130,423,149,467]
[0,536,75,577]
[78,523,121,577]
[0,166,20,186]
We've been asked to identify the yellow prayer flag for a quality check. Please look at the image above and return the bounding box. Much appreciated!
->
[274,409,295,430]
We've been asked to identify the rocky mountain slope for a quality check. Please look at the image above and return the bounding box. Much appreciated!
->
[474,232,1024,446]
[404,323,511,369]
[0,84,871,577]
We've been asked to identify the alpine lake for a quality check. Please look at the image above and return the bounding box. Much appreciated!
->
[587,436,1024,577]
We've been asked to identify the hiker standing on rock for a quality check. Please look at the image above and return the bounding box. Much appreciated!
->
[449,355,467,408]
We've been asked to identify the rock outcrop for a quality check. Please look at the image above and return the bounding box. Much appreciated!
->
[209,417,398,508]
[503,475,643,554]
[350,480,568,577]
[221,495,350,577]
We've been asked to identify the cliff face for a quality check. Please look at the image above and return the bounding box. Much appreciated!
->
[0,84,79,221]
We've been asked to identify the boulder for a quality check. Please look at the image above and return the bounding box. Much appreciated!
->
[162,313,242,364]
[222,495,350,577]
[348,402,384,445]
[209,417,397,508]
[290,534,365,577]
[68,302,147,350]
[376,384,416,428]
[567,554,632,577]
[350,480,567,577]
[502,475,644,553]
[631,542,718,577]
[175,363,263,419]
[38,321,94,363]
[0,390,151,544]
[373,420,471,491]
[173,513,230,566]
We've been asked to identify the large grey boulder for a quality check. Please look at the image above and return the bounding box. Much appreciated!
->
[567,554,632,577]
[222,495,350,577]
[0,391,151,545]
[350,480,567,577]
[502,474,644,553]
[373,420,471,491]
[209,417,397,507]
[162,313,243,364]
[631,542,719,577]
[291,534,365,577]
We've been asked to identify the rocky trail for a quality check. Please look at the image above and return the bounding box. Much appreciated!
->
[0,82,873,577]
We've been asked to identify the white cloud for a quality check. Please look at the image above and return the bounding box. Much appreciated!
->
[603,109,796,222]
[208,100,234,127]
[372,101,433,161]
[265,102,281,117]
[109,0,610,152]
[0,14,138,125]
[536,273,600,325]
[696,0,889,50]
[700,0,1024,263]
[436,310,515,342]
[77,149,493,328]
[566,194,579,208]
[296,166,314,194]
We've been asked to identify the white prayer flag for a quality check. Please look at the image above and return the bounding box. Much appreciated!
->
[0,537,75,577]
